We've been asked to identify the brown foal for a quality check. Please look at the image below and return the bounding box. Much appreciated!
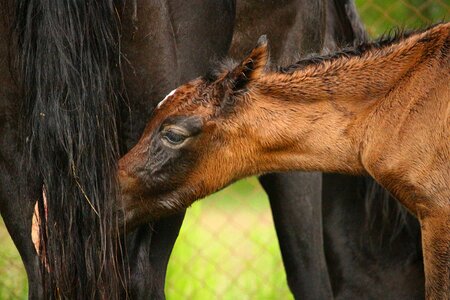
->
[119,23,449,299]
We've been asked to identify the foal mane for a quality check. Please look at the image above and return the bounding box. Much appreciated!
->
[206,23,446,85]
[278,23,445,74]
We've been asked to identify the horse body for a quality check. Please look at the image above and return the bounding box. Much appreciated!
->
[118,23,449,299]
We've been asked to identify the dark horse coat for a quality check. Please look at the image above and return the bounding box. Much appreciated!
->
[0,0,423,299]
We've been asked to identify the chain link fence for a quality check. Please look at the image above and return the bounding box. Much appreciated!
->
[357,0,447,36]
[0,1,448,299]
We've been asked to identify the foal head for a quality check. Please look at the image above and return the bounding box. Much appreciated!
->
[118,36,271,227]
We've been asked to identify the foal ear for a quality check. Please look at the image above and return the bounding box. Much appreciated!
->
[228,35,269,91]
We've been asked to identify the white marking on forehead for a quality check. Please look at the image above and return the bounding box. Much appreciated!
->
[157,89,177,109]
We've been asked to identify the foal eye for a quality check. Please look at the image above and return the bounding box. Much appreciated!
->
[162,130,187,146]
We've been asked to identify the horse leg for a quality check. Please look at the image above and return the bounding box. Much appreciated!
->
[0,129,43,299]
[419,212,450,299]
[260,172,333,300]
[0,192,43,299]
[125,213,185,300]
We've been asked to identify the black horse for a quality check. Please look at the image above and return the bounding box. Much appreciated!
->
[0,0,424,299]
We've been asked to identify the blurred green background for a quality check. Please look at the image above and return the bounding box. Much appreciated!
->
[0,1,448,299]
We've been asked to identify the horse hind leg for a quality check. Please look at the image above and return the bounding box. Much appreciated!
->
[419,210,450,299]
[0,169,44,299]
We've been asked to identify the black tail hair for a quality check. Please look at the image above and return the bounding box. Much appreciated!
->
[15,0,126,298]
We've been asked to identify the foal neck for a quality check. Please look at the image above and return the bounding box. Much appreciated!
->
[246,23,448,175]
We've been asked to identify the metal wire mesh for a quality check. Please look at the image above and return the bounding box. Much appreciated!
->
[357,0,448,36]
[0,1,448,299]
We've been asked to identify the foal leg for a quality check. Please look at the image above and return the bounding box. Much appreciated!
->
[420,212,450,300]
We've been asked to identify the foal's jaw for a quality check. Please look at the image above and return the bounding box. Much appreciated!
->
[117,168,152,229]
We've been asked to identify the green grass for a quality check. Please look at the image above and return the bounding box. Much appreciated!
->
[356,0,448,37]
[0,219,28,299]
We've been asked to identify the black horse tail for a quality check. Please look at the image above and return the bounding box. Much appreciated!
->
[15,0,126,298]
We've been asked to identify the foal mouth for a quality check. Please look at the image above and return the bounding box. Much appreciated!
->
[116,169,160,231]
